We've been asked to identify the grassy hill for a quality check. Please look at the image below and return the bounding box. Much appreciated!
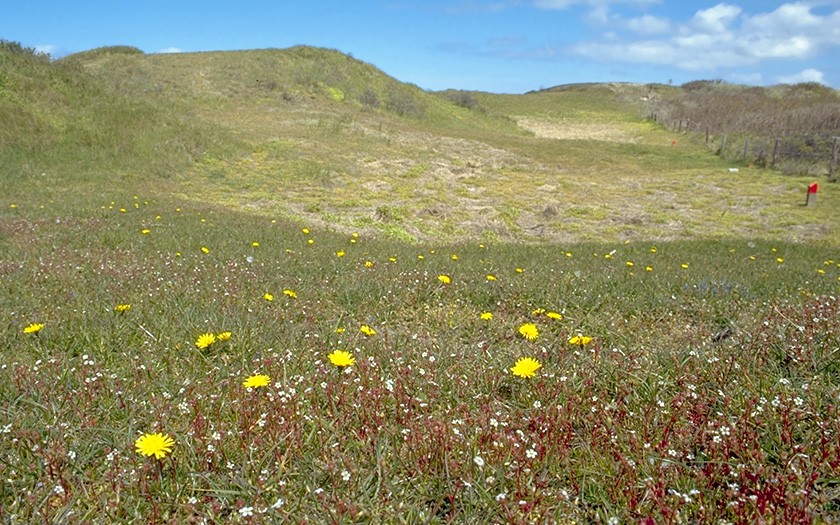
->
[2,42,840,523]
[2,42,838,244]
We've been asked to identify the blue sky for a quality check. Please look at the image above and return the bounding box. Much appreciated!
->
[3,1,839,93]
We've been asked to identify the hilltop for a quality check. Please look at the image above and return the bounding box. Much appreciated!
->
[1,42,838,244]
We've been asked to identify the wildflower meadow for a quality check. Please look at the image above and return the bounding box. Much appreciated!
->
[2,192,839,523]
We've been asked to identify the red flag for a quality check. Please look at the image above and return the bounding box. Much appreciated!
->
[808,183,818,194]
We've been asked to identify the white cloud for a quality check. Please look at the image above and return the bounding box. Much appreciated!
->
[690,3,741,33]
[567,2,840,77]
[157,47,183,54]
[626,14,671,34]
[776,68,825,84]
[34,44,59,56]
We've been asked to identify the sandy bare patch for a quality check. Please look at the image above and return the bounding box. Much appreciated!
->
[515,117,639,143]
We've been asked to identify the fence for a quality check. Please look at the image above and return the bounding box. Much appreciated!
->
[659,117,839,181]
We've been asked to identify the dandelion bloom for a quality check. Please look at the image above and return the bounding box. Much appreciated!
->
[335,327,346,333]
[263,293,274,302]
[569,335,593,346]
[141,229,151,235]
[302,228,310,234]
[626,261,634,267]
[328,350,356,367]
[217,331,232,342]
[283,289,297,299]
[307,239,315,245]
[336,250,345,257]
[135,432,174,459]
[486,274,496,281]
[243,374,270,388]
[360,325,376,336]
[438,274,451,284]
[480,312,493,320]
[114,304,131,313]
[680,263,689,269]
[23,323,44,334]
[195,333,217,349]
[252,241,260,247]
[201,246,210,254]
[511,357,542,378]
[515,268,524,273]
[519,323,539,341]
[531,308,546,316]
[776,258,784,264]
[546,311,563,320]
[365,261,374,268]
[451,254,459,261]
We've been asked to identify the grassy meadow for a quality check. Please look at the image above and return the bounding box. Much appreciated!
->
[2,43,840,523]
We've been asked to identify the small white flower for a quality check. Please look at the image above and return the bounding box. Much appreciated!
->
[526,449,538,459]
[67,450,76,461]
[271,497,285,509]
[187,496,198,505]
[495,493,506,501]
[238,506,254,517]
[473,455,485,468]
[341,470,351,481]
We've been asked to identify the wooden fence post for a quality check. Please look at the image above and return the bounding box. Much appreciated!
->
[742,139,749,161]
[830,137,839,182]
[771,138,781,168]
[719,135,728,156]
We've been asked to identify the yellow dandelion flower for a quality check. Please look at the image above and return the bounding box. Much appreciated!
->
[519,323,539,341]
[135,432,175,459]
[360,325,376,336]
[336,250,345,257]
[252,241,260,247]
[776,258,784,264]
[388,257,397,263]
[217,331,232,342]
[451,254,459,261]
[546,311,563,320]
[650,247,657,253]
[328,350,356,367]
[645,266,653,272]
[114,304,131,313]
[283,289,297,299]
[242,374,270,388]
[417,254,425,260]
[569,335,593,346]
[515,267,524,273]
[23,322,44,334]
[335,327,346,333]
[302,228,310,234]
[263,293,274,302]
[626,261,634,267]
[141,229,150,235]
[681,263,689,269]
[195,333,217,349]
[438,274,451,284]
[486,274,496,281]
[351,232,359,239]
[480,312,493,320]
[531,308,546,316]
[511,357,542,378]
[307,239,314,245]
[200,246,210,254]
[365,261,374,268]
